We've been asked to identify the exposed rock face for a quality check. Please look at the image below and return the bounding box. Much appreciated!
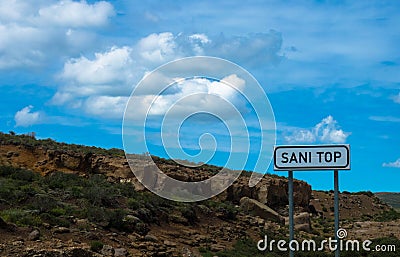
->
[0,144,312,210]
[224,175,312,209]
[240,197,284,224]
[45,150,135,179]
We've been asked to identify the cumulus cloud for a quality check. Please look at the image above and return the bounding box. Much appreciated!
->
[52,31,280,119]
[284,130,316,144]
[14,105,41,127]
[0,0,115,69]
[136,32,178,63]
[284,116,350,144]
[125,75,247,120]
[38,0,115,27]
[60,46,134,93]
[383,159,400,168]
[83,96,129,118]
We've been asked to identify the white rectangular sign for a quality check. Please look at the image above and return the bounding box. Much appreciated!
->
[274,145,350,170]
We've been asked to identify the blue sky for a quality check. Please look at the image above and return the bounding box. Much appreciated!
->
[1,0,399,192]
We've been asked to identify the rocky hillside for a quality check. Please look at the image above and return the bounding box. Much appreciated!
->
[0,133,312,210]
[0,132,398,257]
[376,192,400,210]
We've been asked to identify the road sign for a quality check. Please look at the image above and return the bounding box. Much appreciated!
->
[274,145,350,170]
[274,144,350,257]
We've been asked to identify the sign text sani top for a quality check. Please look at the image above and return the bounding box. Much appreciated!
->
[274,145,350,170]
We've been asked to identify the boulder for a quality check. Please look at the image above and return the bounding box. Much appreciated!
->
[101,244,115,256]
[240,197,284,224]
[226,176,312,209]
[114,248,129,257]
[284,212,311,232]
[28,229,40,241]
[144,234,159,242]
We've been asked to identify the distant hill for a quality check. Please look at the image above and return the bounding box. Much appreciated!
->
[375,192,400,210]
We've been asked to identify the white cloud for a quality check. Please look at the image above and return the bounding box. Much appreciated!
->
[383,159,400,168]
[125,75,247,120]
[38,0,115,27]
[136,32,178,63]
[284,130,315,144]
[284,115,350,144]
[14,105,41,127]
[314,116,349,143]
[83,96,129,118]
[391,93,400,104]
[188,33,211,55]
[61,46,134,89]
[189,34,211,44]
[52,31,283,119]
[369,116,400,123]
[0,0,115,69]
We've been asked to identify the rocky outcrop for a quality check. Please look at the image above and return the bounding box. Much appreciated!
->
[224,175,312,209]
[240,197,284,224]
[0,144,138,179]
[0,143,312,211]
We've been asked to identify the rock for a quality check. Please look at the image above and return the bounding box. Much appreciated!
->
[163,240,177,247]
[53,227,70,234]
[76,218,90,229]
[0,217,9,229]
[144,234,158,242]
[6,151,16,158]
[28,229,40,241]
[114,248,129,257]
[60,153,81,170]
[226,176,311,209]
[240,197,284,224]
[284,212,311,232]
[210,244,225,252]
[101,244,114,256]
[294,212,310,225]
[67,248,94,257]
[295,223,311,233]
[124,215,141,223]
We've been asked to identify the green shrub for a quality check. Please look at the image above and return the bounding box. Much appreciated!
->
[217,202,238,220]
[39,212,71,227]
[181,205,198,224]
[90,241,104,252]
[374,209,400,222]
[43,172,82,189]
[127,198,140,210]
[355,191,374,197]
[50,207,67,216]
[0,166,17,177]
[10,169,38,182]
[83,185,118,207]
[1,209,41,227]
[29,194,58,213]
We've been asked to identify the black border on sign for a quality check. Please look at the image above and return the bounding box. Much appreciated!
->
[273,145,350,171]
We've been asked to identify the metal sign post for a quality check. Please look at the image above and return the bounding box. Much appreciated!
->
[334,170,340,257]
[274,145,350,257]
[288,170,294,257]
